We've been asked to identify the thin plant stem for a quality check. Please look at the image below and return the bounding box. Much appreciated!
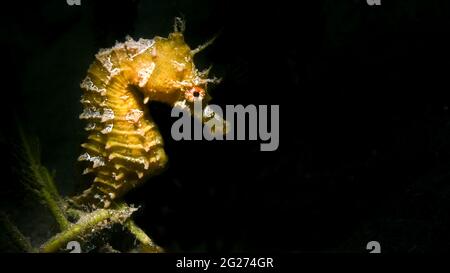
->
[124,220,163,253]
[40,206,136,253]
[40,189,70,230]
[0,213,36,253]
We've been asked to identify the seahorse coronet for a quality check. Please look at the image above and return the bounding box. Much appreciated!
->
[72,18,224,209]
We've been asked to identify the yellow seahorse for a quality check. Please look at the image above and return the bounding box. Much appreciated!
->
[73,18,226,208]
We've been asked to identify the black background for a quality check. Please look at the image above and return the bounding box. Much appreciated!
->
[1,0,450,253]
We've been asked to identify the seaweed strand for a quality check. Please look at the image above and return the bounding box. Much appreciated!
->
[17,126,70,230]
[0,213,36,253]
[40,205,137,253]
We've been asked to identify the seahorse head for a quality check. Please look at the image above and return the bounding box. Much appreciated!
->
[137,18,228,134]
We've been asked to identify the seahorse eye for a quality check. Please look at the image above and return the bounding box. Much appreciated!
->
[186,86,205,101]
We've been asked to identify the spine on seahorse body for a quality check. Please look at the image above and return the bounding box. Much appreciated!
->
[75,37,168,208]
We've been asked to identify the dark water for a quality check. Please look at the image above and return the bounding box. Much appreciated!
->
[1,0,450,253]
